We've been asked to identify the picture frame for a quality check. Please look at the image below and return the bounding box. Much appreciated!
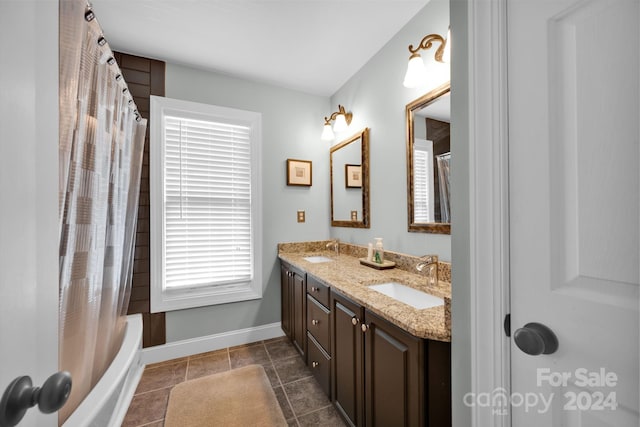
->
[345,164,362,188]
[286,159,312,186]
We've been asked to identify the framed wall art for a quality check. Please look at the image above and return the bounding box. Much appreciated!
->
[345,164,362,188]
[286,159,312,186]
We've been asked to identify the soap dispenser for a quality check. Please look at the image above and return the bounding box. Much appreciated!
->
[374,238,384,264]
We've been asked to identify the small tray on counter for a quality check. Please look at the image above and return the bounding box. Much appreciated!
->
[359,258,396,270]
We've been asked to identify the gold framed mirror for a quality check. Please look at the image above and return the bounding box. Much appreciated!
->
[330,128,370,228]
[406,82,450,234]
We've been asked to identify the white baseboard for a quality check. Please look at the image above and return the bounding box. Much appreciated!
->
[140,322,285,365]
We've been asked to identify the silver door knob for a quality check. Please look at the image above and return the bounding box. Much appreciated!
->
[514,322,558,355]
[312,319,319,325]
[351,317,358,326]
[0,371,72,427]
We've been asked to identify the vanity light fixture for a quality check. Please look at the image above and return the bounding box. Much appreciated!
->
[403,28,450,88]
[321,105,353,141]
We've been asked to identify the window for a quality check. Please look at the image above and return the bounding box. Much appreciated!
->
[150,96,262,312]
[413,138,435,223]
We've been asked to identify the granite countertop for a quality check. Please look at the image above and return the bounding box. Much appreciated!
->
[278,247,451,342]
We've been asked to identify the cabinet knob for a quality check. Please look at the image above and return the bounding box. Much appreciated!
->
[312,319,319,325]
[351,317,358,326]
[361,324,369,333]
[311,286,318,292]
[312,361,319,368]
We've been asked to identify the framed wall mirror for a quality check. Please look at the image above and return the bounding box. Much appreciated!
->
[406,82,450,234]
[330,128,370,228]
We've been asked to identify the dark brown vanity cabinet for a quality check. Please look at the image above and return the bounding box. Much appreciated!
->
[280,261,306,360]
[331,290,365,426]
[280,261,451,426]
[306,275,332,397]
[330,290,451,427]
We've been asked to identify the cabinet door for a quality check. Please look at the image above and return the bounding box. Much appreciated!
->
[364,309,424,427]
[280,263,292,338]
[426,339,451,426]
[331,291,364,427]
[292,270,307,360]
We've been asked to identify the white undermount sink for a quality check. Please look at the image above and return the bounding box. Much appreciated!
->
[368,282,444,310]
[303,256,334,263]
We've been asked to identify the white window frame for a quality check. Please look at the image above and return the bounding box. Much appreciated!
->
[149,95,262,312]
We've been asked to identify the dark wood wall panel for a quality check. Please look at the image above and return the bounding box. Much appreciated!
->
[114,51,166,348]
[425,118,450,223]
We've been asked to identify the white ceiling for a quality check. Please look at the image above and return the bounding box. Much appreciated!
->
[90,0,429,96]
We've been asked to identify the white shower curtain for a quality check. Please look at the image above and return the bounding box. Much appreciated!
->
[58,0,147,422]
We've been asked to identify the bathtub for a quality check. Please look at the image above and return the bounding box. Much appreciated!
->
[62,314,144,427]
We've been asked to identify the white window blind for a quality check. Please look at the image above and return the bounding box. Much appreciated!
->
[151,96,262,312]
[163,116,253,290]
[414,138,435,223]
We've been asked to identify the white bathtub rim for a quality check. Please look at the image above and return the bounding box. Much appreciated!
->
[62,313,143,427]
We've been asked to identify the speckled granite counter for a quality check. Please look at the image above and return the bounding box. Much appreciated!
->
[278,241,451,342]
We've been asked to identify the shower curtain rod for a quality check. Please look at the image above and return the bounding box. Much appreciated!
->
[84,3,142,122]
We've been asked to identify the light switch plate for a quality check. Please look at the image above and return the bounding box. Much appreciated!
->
[297,210,305,223]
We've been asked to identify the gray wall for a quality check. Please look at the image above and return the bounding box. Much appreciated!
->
[328,0,451,261]
[160,0,454,343]
[163,64,330,341]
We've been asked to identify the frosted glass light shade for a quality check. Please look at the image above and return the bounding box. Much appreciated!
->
[442,28,451,63]
[403,54,427,88]
[321,123,335,141]
[333,114,348,133]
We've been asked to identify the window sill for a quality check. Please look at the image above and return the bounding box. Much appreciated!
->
[150,282,262,313]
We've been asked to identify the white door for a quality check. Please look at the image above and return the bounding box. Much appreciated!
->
[508,0,639,425]
[0,2,59,426]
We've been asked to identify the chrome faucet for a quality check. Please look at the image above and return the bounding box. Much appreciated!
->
[416,255,438,286]
[326,239,339,258]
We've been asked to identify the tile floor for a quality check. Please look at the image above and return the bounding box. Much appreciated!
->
[122,337,347,426]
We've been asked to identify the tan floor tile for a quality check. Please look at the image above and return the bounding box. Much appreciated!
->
[124,340,340,426]
[297,405,348,426]
[145,357,188,370]
[265,338,299,361]
[273,385,295,420]
[274,356,312,385]
[262,363,281,387]
[122,387,170,427]
[283,377,331,417]
[135,361,187,394]
[186,351,230,380]
[188,348,228,361]
[229,343,271,368]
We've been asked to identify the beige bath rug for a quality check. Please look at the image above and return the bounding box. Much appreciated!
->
[164,364,287,427]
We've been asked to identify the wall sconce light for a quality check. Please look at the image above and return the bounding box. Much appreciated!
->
[403,27,450,88]
[321,105,353,141]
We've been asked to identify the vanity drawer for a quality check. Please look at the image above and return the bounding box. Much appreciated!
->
[306,295,330,353]
[306,275,330,307]
[307,332,331,398]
